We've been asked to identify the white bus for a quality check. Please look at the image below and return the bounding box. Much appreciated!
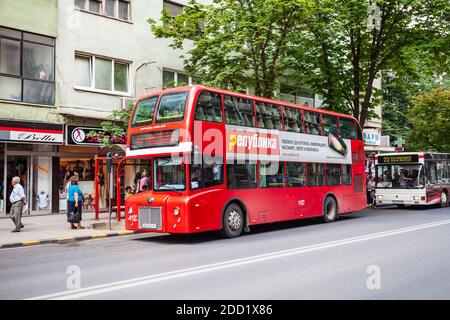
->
[374,152,450,207]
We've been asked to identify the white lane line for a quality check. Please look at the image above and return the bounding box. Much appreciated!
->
[27,218,450,300]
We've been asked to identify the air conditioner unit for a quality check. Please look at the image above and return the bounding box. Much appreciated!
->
[121,97,138,110]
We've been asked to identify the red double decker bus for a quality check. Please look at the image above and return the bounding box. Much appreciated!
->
[124,86,366,237]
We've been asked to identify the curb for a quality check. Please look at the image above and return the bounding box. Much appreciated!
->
[0,231,138,249]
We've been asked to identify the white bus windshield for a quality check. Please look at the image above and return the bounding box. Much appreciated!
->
[375,164,424,189]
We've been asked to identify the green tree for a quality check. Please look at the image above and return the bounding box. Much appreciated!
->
[407,89,450,152]
[87,104,133,148]
[150,0,449,128]
[287,0,449,126]
[382,72,450,145]
[149,0,307,97]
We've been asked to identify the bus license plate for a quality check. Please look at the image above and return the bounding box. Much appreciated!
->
[143,223,157,229]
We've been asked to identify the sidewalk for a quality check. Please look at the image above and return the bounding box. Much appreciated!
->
[0,211,136,249]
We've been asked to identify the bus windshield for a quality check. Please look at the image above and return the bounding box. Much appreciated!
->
[154,157,186,191]
[131,95,158,126]
[155,91,188,123]
[375,164,424,189]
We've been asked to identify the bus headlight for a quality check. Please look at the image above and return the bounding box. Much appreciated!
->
[412,196,421,201]
[173,207,180,216]
[128,206,133,214]
[376,195,384,200]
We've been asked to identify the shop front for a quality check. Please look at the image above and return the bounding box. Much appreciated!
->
[62,125,126,213]
[0,120,64,216]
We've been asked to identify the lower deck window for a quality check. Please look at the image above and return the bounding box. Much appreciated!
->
[226,161,256,189]
[307,163,324,186]
[326,164,341,186]
[190,156,223,189]
[259,161,284,188]
[286,162,306,187]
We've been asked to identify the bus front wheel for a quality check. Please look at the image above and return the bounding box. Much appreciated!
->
[220,203,244,238]
[323,196,338,223]
[440,191,448,208]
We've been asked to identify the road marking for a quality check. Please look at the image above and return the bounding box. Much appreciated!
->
[27,218,450,300]
[22,240,40,246]
[91,234,107,239]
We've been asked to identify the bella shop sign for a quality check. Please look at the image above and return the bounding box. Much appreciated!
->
[0,120,64,144]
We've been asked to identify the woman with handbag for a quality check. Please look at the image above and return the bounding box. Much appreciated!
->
[67,178,83,229]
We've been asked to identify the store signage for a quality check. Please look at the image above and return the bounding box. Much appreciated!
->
[225,125,352,164]
[0,120,64,144]
[66,125,126,146]
[377,154,419,164]
[363,129,381,146]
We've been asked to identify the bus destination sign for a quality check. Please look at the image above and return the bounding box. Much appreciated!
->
[378,154,419,164]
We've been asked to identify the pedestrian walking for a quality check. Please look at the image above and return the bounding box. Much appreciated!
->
[9,176,26,232]
[67,178,84,229]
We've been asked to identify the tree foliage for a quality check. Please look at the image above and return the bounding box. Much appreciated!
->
[287,0,450,126]
[407,89,450,152]
[149,0,449,128]
[149,0,307,97]
[87,104,133,148]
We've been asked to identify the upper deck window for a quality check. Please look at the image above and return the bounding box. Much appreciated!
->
[224,95,254,127]
[304,111,322,135]
[322,114,338,136]
[256,102,282,130]
[283,106,303,133]
[339,118,356,139]
[155,91,188,123]
[131,95,158,126]
[194,90,223,123]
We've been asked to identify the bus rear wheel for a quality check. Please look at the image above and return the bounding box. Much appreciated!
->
[323,196,338,223]
[440,191,448,208]
[220,203,244,238]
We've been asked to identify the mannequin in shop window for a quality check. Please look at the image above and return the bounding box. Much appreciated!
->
[98,168,105,208]
[37,191,49,210]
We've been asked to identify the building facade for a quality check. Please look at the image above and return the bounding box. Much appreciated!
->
[0,0,206,215]
[0,0,384,215]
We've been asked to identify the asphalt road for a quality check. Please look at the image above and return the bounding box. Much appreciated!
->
[1,205,449,300]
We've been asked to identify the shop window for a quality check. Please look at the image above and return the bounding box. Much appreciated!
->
[256,102,282,130]
[326,164,341,186]
[283,106,303,133]
[322,114,338,136]
[259,162,284,188]
[0,27,55,105]
[339,118,356,140]
[342,164,352,185]
[194,90,223,123]
[224,95,255,127]
[286,162,306,187]
[226,161,256,189]
[190,155,223,189]
[307,163,324,186]
[304,111,322,135]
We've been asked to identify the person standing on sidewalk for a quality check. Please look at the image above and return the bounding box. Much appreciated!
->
[67,178,83,229]
[9,176,26,233]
